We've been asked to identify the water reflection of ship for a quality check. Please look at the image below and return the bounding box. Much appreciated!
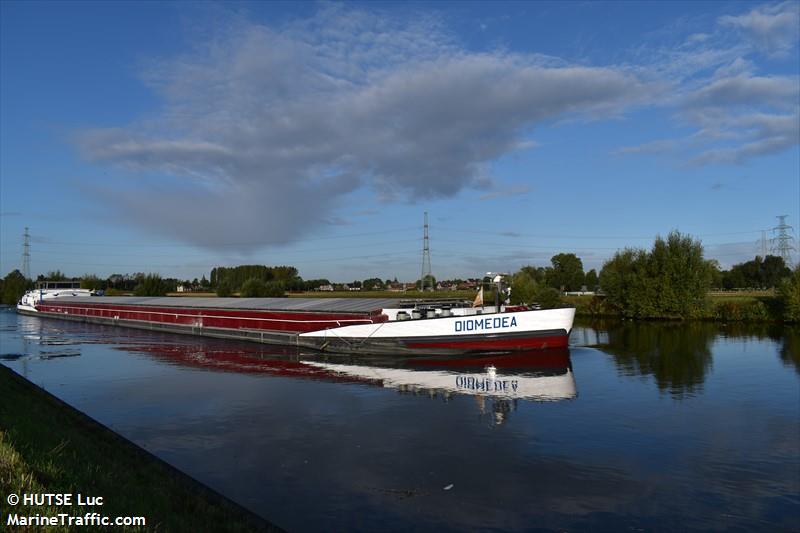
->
[303,351,576,402]
[123,343,576,407]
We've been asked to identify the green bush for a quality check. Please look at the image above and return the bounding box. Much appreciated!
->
[778,267,800,322]
[216,280,234,297]
[713,300,770,322]
[2,270,30,305]
[80,274,105,291]
[599,231,713,319]
[509,271,537,305]
[586,295,607,316]
[535,287,562,309]
[240,278,268,297]
[133,274,169,296]
[240,278,285,297]
[263,281,286,297]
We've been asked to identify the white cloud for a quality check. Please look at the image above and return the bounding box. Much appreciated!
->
[684,74,798,110]
[719,1,800,56]
[77,7,651,251]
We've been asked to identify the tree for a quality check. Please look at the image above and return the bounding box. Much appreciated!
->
[707,260,723,289]
[599,248,647,317]
[761,255,791,287]
[210,265,299,293]
[585,269,598,291]
[240,278,269,297]
[535,287,563,309]
[2,270,30,305]
[239,278,285,297]
[362,278,384,291]
[41,270,69,281]
[263,281,286,297]
[81,274,105,291]
[779,267,800,322]
[599,231,713,319]
[509,270,537,305]
[416,275,436,290]
[723,255,791,289]
[216,279,233,297]
[133,274,170,296]
[519,265,547,285]
[546,253,585,292]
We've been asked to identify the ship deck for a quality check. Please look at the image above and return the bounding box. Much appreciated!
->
[52,296,400,314]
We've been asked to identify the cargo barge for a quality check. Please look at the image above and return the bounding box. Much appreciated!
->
[17,284,574,355]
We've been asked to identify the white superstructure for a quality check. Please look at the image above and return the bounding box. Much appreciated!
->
[17,281,95,313]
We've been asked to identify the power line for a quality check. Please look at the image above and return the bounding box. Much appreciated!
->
[7,238,422,259]
[20,227,421,248]
[27,249,422,270]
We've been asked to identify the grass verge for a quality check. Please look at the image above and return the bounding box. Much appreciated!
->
[0,365,281,532]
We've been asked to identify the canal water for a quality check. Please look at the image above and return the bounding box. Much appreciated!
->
[1,308,798,531]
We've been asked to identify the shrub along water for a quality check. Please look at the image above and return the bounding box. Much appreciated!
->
[779,267,800,322]
[599,231,713,319]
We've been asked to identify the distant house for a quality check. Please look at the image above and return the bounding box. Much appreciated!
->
[176,285,186,293]
[318,284,334,292]
[387,282,416,292]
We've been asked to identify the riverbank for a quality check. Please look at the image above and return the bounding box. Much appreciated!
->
[563,292,792,322]
[0,365,281,532]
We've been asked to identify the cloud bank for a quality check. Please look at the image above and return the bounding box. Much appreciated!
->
[76,3,798,251]
[76,5,649,250]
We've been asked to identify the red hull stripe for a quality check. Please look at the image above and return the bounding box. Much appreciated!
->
[406,334,568,351]
[37,302,384,333]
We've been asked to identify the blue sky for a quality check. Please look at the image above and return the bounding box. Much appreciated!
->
[1,1,798,283]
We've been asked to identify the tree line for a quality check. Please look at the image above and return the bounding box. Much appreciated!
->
[2,235,798,321]
[509,231,799,321]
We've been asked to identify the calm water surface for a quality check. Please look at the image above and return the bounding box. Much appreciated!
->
[1,309,798,531]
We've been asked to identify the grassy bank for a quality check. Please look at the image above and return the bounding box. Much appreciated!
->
[563,292,790,322]
[0,366,280,532]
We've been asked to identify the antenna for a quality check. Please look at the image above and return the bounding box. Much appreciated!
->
[770,215,796,267]
[22,227,31,279]
[420,212,433,291]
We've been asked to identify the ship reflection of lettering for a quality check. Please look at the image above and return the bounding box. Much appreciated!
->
[302,349,576,402]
